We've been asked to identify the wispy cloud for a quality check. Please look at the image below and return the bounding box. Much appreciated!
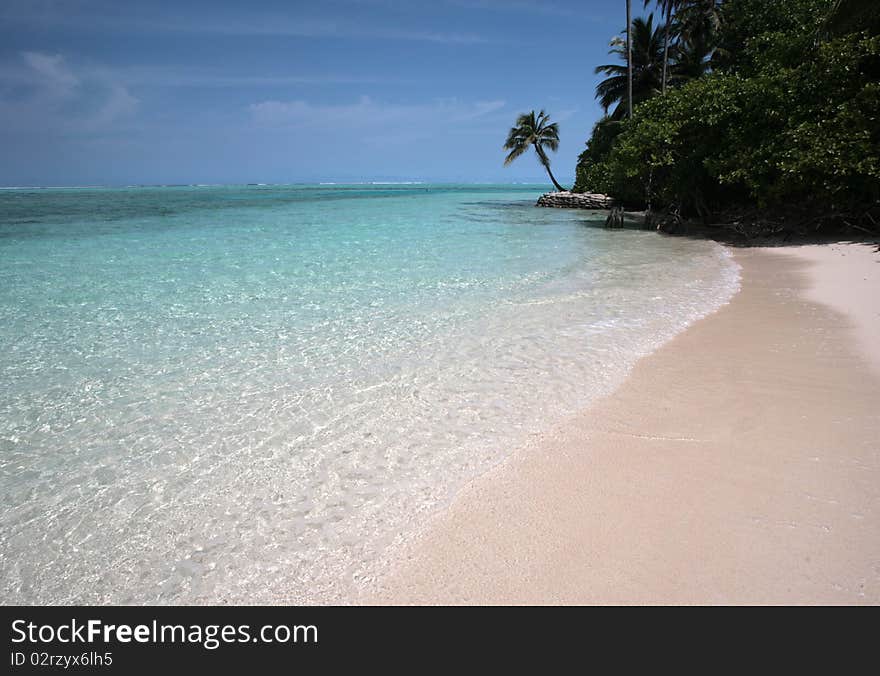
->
[0,2,491,44]
[340,0,582,15]
[182,18,489,44]
[249,95,506,129]
[446,0,618,27]
[446,0,581,17]
[88,83,139,128]
[112,67,413,89]
[0,51,139,132]
[20,51,80,98]
[247,95,509,150]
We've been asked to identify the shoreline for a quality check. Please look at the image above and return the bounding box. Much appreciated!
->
[366,242,880,604]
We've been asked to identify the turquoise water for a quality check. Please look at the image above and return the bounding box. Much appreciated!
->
[0,184,739,603]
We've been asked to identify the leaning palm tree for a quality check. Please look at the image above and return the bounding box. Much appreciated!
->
[595,13,667,120]
[503,110,566,192]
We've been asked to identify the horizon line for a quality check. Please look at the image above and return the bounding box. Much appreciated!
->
[0,181,567,190]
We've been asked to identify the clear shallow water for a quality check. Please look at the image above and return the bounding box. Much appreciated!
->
[0,184,739,603]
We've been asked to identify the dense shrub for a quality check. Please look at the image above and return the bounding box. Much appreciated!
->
[573,117,621,195]
[715,0,831,75]
[576,0,880,218]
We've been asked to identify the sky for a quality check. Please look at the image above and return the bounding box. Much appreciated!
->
[0,0,644,186]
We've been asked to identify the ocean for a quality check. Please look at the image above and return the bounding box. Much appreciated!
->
[0,184,739,603]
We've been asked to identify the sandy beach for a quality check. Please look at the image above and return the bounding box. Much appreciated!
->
[370,242,880,605]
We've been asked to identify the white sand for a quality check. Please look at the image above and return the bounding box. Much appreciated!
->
[775,243,880,375]
[368,243,880,605]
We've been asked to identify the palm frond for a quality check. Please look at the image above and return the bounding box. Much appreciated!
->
[502,109,563,189]
[594,11,668,112]
[503,144,528,166]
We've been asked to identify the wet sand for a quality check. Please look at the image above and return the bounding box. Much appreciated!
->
[370,243,880,604]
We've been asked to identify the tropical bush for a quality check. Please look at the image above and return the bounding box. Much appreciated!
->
[573,117,622,195]
[575,0,880,223]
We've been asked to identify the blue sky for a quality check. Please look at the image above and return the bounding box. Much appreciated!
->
[0,1,642,186]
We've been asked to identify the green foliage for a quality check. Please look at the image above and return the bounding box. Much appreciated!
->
[715,0,832,74]
[822,0,880,38]
[577,0,880,216]
[573,117,622,194]
[595,1,725,120]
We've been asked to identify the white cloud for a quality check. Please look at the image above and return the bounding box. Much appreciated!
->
[21,51,80,98]
[112,67,410,89]
[1,3,491,44]
[183,18,489,44]
[248,95,506,129]
[0,51,139,133]
[246,96,509,154]
[447,0,579,17]
[88,83,139,128]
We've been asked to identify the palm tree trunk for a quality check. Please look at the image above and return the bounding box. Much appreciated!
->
[535,144,566,192]
[661,7,671,93]
[626,0,633,118]
[545,165,566,193]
